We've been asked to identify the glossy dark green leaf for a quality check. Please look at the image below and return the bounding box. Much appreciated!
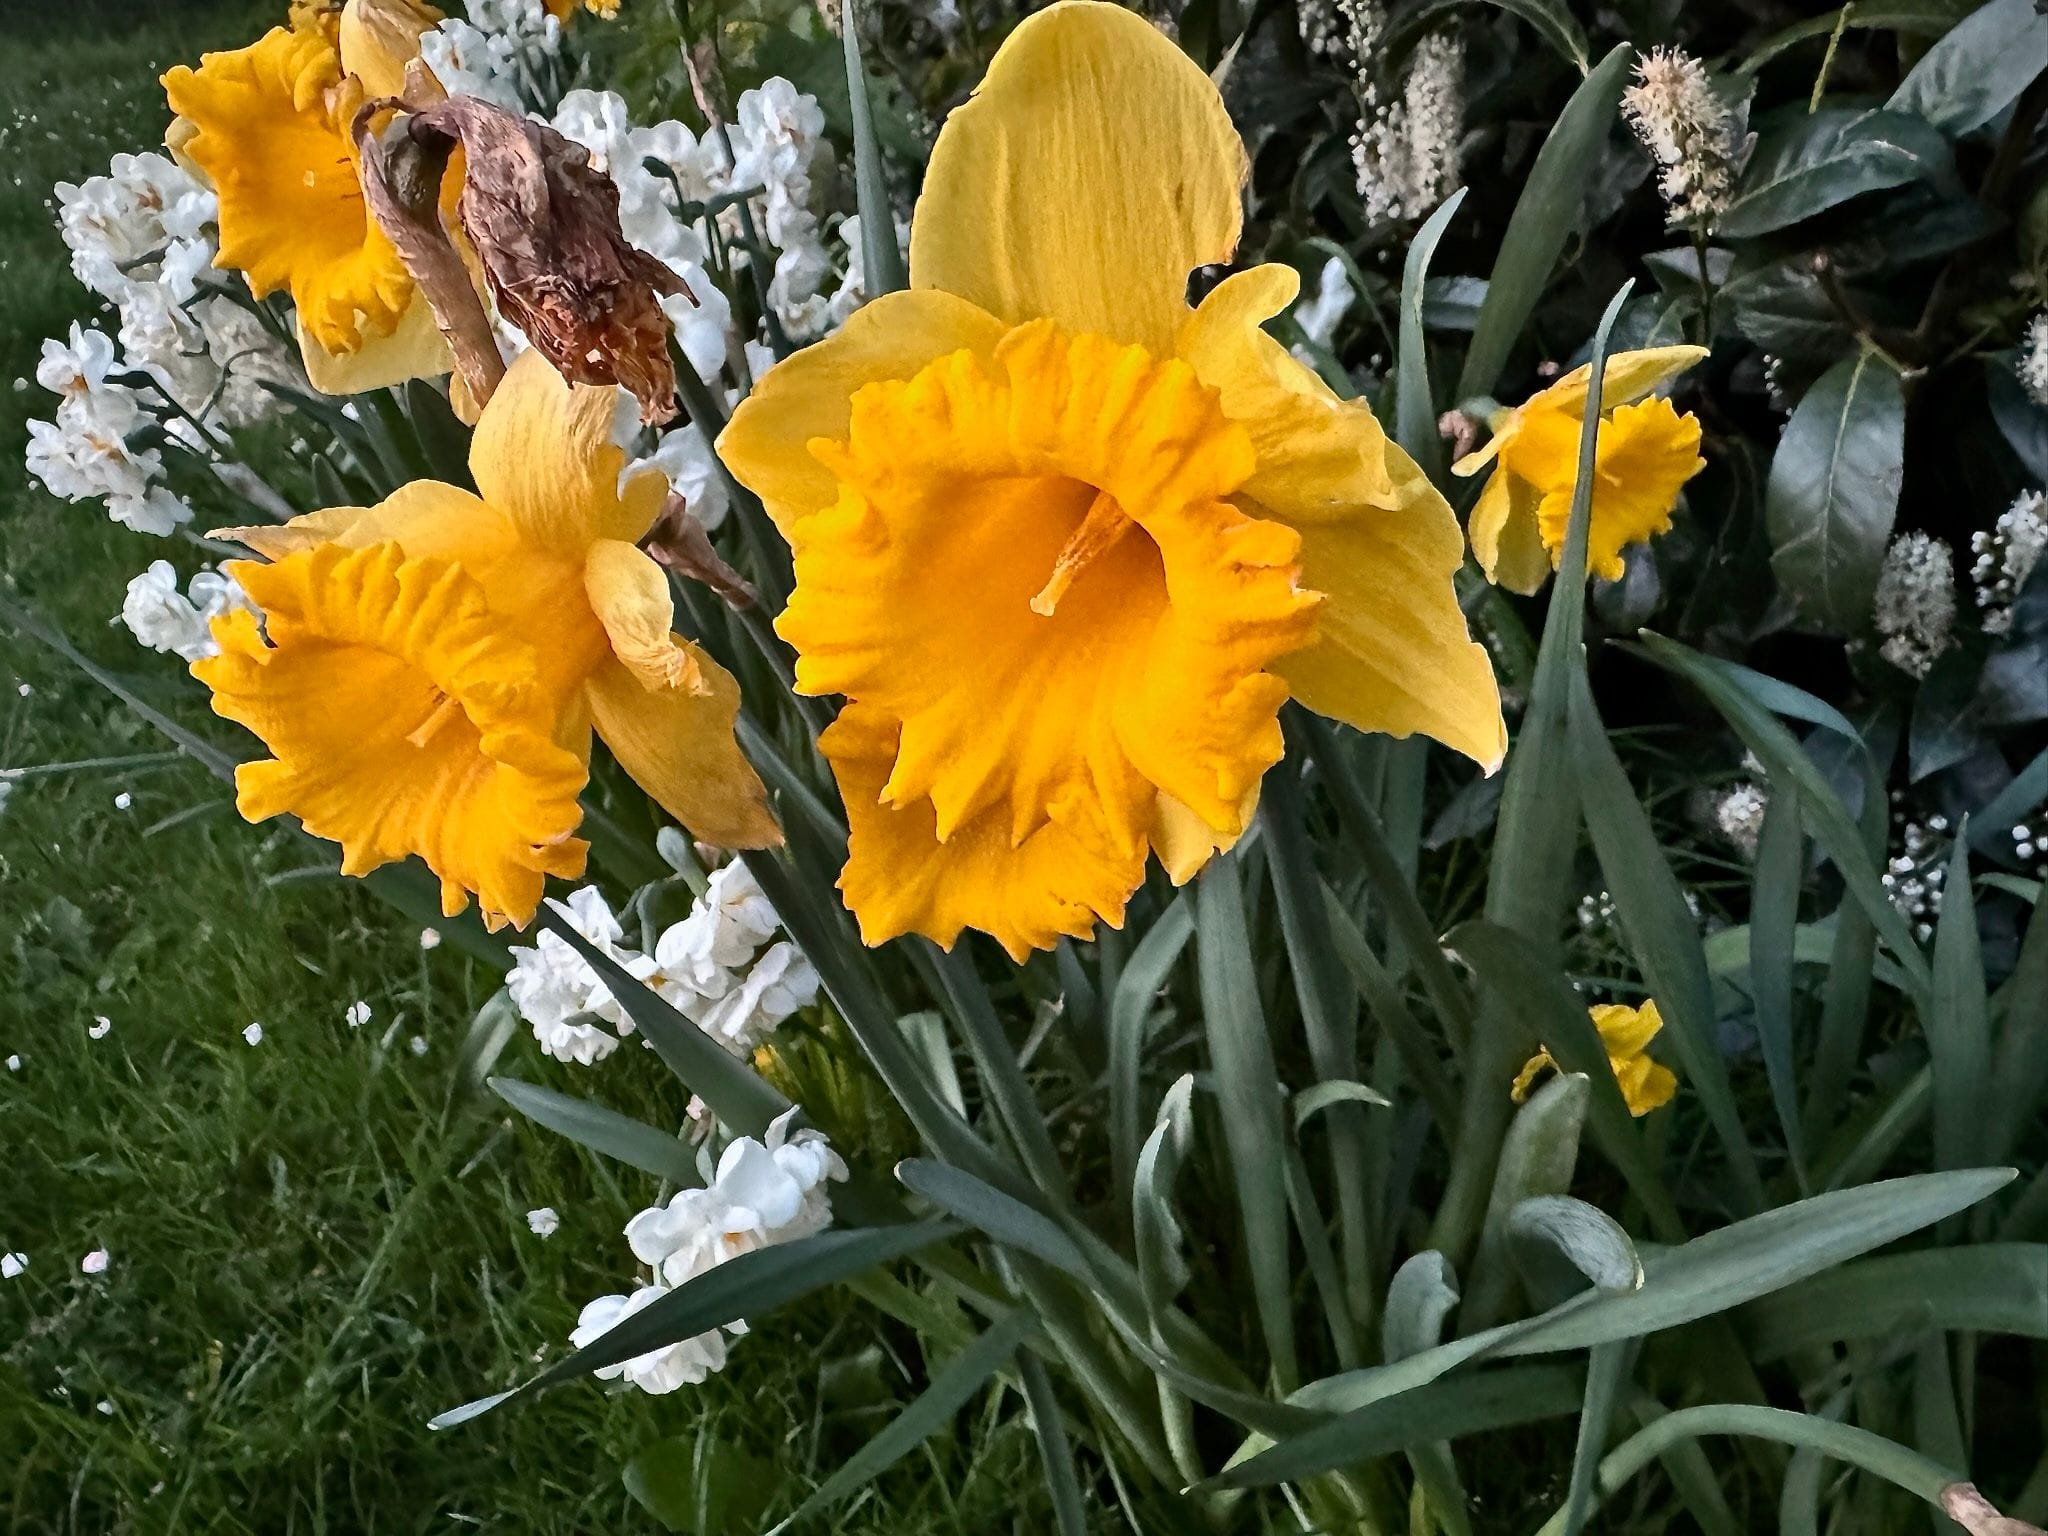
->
[1887,0,2048,135]
[1766,352,1906,629]
[1719,108,1953,237]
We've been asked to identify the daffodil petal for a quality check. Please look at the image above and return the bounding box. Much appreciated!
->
[338,0,439,99]
[1468,465,1552,595]
[1529,345,1709,421]
[214,480,512,565]
[163,26,414,354]
[585,650,780,850]
[820,704,1144,961]
[717,288,1007,540]
[297,288,453,397]
[195,541,589,929]
[1176,264,1398,514]
[584,539,705,694]
[1150,787,1253,885]
[909,0,1247,355]
[469,349,664,553]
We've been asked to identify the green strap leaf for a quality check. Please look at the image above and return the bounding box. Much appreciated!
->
[1741,1243,2048,1360]
[771,1311,1031,1530]
[542,908,791,1137]
[1195,855,1299,1390]
[489,1076,701,1184]
[895,1159,1089,1278]
[1397,187,1466,478]
[1750,784,1809,1185]
[1566,669,1766,1211]
[1930,832,1991,1190]
[839,0,908,295]
[430,1218,959,1429]
[1108,893,1194,1206]
[1456,44,1632,400]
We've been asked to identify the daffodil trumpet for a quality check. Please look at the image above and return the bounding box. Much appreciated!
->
[720,0,1506,960]
[195,349,779,931]
[1455,346,1709,593]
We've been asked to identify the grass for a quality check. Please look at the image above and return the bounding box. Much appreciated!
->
[0,7,1033,1532]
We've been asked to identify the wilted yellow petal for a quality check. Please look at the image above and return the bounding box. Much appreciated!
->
[469,350,664,552]
[821,705,1144,961]
[718,288,1007,539]
[195,541,588,928]
[909,1,1247,356]
[164,27,414,354]
[585,651,780,850]
[583,539,705,694]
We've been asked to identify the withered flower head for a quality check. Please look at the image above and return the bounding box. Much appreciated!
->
[407,96,684,424]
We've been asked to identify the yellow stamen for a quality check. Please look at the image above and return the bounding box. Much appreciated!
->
[1030,488,1132,616]
[406,691,463,748]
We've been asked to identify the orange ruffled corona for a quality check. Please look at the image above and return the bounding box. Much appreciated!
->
[163,0,454,393]
[720,0,1505,959]
[196,351,779,929]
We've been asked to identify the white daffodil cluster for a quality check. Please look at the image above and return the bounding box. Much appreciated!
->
[571,1108,847,1393]
[505,866,820,1069]
[118,560,255,662]
[418,0,566,111]
[1712,779,1769,860]
[1873,531,1957,679]
[1971,491,2047,636]
[1622,47,1743,227]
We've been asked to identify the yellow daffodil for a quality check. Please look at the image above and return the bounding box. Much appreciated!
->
[1513,999,1678,1117]
[545,0,620,16]
[1454,347,1708,592]
[196,350,778,929]
[719,0,1504,960]
[163,0,453,396]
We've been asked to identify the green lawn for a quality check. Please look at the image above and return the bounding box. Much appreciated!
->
[0,8,1008,1532]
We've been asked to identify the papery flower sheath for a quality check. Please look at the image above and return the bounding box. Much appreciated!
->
[162,0,454,396]
[196,350,778,929]
[719,0,1504,959]
[1513,999,1678,1117]
[1455,347,1708,592]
